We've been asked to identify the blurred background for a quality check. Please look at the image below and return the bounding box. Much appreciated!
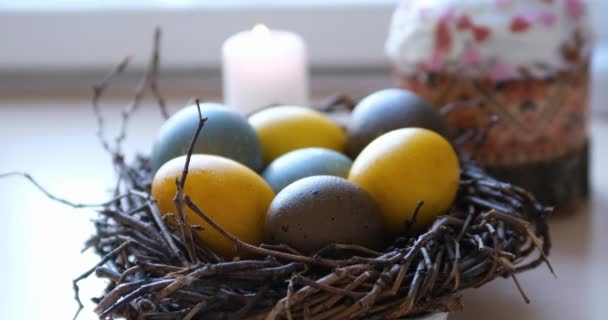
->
[0,1,607,320]
[1,0,606,109]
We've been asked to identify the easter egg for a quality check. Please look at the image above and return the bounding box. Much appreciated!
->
[265,176,385,254]
[249,106,346,164]
[151,103,263,173]
[151,154,275,258]
[347,88,447,157]
[348,128,459,235]
[262,148,353,193]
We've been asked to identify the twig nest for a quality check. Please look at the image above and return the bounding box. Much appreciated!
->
[349,128,460,235]
[151,154,274,257]
[151,103,263,173]
[77,29,553,320]
[265,176,385,253]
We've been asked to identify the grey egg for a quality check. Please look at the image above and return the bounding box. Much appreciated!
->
[264,176,385,254]
[347,88,447,157]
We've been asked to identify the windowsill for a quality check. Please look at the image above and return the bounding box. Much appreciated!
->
[0,0,396,11]
[0,2,396,71]
[0,68,392,103]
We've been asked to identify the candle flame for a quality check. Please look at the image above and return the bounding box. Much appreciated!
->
[252,24,270,35]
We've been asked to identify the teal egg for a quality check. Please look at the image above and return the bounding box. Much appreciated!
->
[151,103,263,173]
[262,148,353,193]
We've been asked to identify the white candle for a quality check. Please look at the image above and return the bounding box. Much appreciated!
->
[222,24,309,113]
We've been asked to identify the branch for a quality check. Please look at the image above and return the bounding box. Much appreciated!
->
[0,171,146,209]
[92,27,168,156]
[173,99,208,263]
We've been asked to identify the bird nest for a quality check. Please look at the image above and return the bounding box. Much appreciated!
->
[67,30,552,320]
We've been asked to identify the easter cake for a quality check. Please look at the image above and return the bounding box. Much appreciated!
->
[386,0,592,212]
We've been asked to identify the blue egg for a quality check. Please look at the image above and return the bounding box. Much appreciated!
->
[151,103,263,173]
[262,148,353,193]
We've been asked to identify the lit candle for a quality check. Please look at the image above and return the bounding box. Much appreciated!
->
[222,24,309,113]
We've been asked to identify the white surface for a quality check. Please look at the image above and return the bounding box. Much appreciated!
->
[222,25,309,112]
[0,98,607,320]
[410,312,448,320]
[592,45,608,112]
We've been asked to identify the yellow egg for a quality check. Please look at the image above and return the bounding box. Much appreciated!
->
[348,128,460,235]
[249,106,347,164]
[151,154,275,258]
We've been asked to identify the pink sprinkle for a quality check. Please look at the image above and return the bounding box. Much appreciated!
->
[495,0,512,8]
[463,46,481,65]
[510,15,531,33]
[435,20,452,53]
[473,26,491,42]
[419,8,431,18]
[490,63,512,81]
[565,0,585,19]
[537,12,557,27]
[425,52,445,71]
[457,15,473,30]
[519,11,556,27]
[440,8,456,22]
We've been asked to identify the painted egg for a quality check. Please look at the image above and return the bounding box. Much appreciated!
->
[346,88,447,157]
[348,128,460,235]
[262,148,353,193]
[249,106,346,164]
[151,154,275,258]
[265,176,385,254]
[151,103,263,173]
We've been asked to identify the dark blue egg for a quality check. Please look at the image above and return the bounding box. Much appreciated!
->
[151,103,263,173]
[262,148,353,193]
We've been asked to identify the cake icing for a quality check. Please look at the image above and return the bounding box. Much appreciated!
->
[385,0,592,79]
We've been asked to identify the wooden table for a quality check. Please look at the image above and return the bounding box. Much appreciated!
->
[0,98,606,319]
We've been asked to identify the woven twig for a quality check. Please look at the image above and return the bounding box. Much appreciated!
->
[80,153,551,320]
